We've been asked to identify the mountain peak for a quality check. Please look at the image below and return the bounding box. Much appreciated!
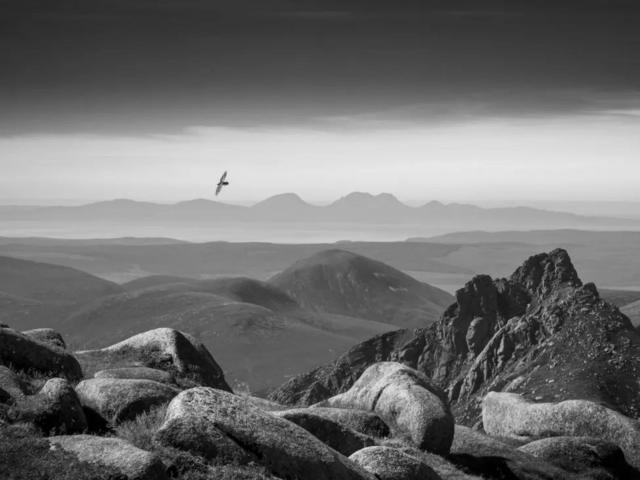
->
[333,192,404,207]
[510,248,582,297]
[253,193,310,208]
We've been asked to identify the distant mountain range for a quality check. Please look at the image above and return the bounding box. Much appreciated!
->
[1,193,637,230]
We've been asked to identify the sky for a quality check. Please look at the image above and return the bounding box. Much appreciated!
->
[1,0,640,205]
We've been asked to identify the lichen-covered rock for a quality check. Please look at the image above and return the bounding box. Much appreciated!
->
[317,362,453,454]
[22,328,66,350]
[0,327,82,381]
[349,447,442,480]
[519,436,640,479]
[75,377,179,425]
[274,408,376,456]
[94,366,176,385]
[483,392,640,470]
[76,328,230,390]
[157,387,375,480]
[49,435,167,480]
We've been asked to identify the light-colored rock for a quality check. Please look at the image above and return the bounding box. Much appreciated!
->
[0,327,82,381]
[75,377,179,424]
[350,446,442,480]
[49,435,167,480]
[94,366,176,385]
[519,436,640,479]
[274,408,376,456]
[22,328,66,350]
[317,362,453,454]
[158,387,375,480]
[396,447,485,480]
[483,392,640,470]
[75,328,230,390]
[306,406,390,438]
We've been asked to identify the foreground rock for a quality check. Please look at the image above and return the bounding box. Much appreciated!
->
[519,436,639,479]
[22,328,67,349]
[94,366,176,385]
[0,365,24,398]
[49,435,167,480]
[483,392,640,470]
[75,378,179,425]
[306,407,390,438]
[317,362,453,454]
[450,425,577,480]
[349,446,441,480]
[157,387,375,480]
[0,326,81,381]
[75,328,230,390]
[274,408,375,456]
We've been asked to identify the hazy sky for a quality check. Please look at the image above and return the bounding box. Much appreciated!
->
[1,0,639,204]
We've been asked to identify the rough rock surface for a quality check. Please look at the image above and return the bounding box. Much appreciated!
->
[450,424,578,480]
[274,408,376,456]
[519,436,639,479]
[94,366,176,385]
[317,362,453,454]
[306,406,390,438]
[75,377,179,424]
[483,392,640,470]
[75,328,230,390]
[0,326,82,381]
[49,435,167,480]
[157,387,375,480]
[349,446,442,480]
[271,249,640,427]
[22,328,66,350]
[0,365,24,398]
[25,378,87,434]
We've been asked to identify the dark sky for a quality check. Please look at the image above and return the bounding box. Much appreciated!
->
[1,0,640,135]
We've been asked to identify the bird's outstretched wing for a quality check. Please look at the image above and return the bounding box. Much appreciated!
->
[219,171,228,183]
[215,183,223,196]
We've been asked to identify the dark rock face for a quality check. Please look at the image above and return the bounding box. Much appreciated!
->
[270,249,640,426]
[0,327,82,381]
[22,329,67,350]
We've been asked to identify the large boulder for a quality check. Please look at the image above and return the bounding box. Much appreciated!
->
[306,406,390,438]
[519,436,640,479]
[75,378,179,425]
[94,366,176,385]
[0,327,82,381]
[483,392,640,470]
[49,435,167,480]
[274,408,376,456]
[156,387,375,480]
[75,328,230,390]
[450,425,577,480]
[349,446,441,480]
[22,328,66,350]
[317,362,453,454]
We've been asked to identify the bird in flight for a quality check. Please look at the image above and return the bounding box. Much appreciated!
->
[215,171,229,196]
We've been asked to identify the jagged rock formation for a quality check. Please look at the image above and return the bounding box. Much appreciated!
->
[270,249,640,426]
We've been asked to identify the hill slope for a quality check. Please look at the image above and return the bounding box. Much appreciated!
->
[271,249,640,425]
[269,249,454,328]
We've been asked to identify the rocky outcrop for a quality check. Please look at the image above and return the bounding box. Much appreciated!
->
[519,436,639,479]
[156,387,375,480]
[94,366,176,385]
[349,446,442,480]
[75,377,179,425]
[75,328,230,390]
[317,362,453,454]
[306,407,390,438]
[49,435,167,480]
[273,408,376,456]
[483,392,640,470]
[271,249,640,426]
[22,328,66,350]
[0,326,82,381]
